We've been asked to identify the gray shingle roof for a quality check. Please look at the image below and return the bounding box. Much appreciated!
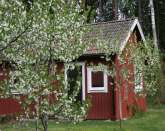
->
[85,18,136,54]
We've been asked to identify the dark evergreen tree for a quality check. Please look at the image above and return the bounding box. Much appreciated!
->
[156,0,165,50]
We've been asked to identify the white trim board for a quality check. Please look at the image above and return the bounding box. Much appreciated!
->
[120,19,146,53]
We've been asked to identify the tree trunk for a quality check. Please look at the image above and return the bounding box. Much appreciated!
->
[118,80,122,129]
[150,0,158,48]
[97,0,104,21]
[36,118,39,131]
[115,0,118,19]
[155,0,160,45]
[35,98,39,131]
[41,113,48,131]
[138,0,142,23]
[112,0,118,19]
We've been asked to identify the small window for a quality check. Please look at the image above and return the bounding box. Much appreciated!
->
[87,67,108,93]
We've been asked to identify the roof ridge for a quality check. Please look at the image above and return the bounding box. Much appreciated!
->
[90,17,137,26]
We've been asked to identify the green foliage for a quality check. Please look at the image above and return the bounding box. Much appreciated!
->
[132,39,161,96]
[0,0,90,130]
[51,67,89,122]
[119,0,137,17]
[155,53,165,100]
[0,115,14,124]
[99,0,114,21]
[1,105,165,131]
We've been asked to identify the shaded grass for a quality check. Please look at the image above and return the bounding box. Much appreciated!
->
[0,105,165,131]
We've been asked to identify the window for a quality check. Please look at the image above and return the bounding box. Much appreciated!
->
[64,63,86,101]
[65,65,82,102]
[87,67,108,93]
[134,65,143,93]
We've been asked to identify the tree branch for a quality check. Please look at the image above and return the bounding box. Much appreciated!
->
[0,26,29,52]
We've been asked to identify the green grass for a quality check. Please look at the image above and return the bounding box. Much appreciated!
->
[0,104,165,131]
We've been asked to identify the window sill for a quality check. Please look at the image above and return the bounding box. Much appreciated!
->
[88,87,108,93]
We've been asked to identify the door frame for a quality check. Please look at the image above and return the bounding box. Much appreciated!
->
[64,62,86,101]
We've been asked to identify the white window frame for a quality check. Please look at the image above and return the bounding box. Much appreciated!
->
[87,67,108,93]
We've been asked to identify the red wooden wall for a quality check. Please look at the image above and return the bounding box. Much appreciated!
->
[113,31,147,120]
[0,98,21,115]
[114,56,146,120]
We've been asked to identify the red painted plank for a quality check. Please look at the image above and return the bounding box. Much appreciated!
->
[0,98,21,115]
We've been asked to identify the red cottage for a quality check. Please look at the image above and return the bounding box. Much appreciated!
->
[64,18,146,120]
[0,18,146,120]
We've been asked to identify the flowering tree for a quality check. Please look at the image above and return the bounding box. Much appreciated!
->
[0,0,90,131]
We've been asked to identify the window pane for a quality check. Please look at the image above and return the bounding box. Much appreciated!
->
[92,71,104,87]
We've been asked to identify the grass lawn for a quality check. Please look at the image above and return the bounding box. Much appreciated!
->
[0,104,165,131]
